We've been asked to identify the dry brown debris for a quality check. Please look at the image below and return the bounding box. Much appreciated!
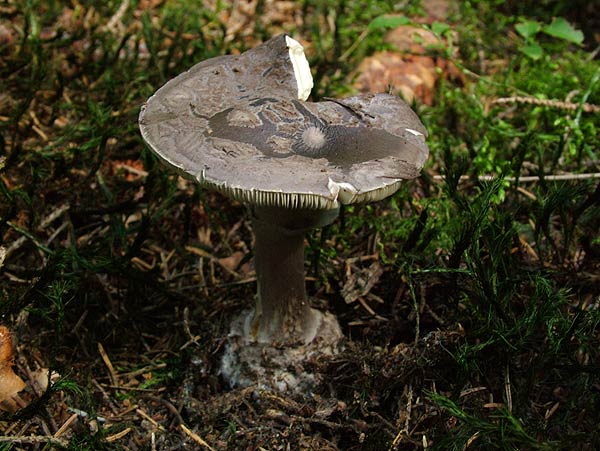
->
[352,0,464,105]
[217,0,303,45]
[353,23,465,105]
[0,326,26,412]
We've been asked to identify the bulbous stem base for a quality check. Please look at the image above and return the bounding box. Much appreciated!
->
[221,306,342,392]
[220,205,343,391]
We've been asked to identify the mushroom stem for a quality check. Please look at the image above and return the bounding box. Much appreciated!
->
[250,206,339,344]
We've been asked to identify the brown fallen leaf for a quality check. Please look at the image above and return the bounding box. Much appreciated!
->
[419,0,455,24]
[354,52,437,104]
[385,25,441,55]
[0,326,27,412]
[352,22,465,105]
[31,367,52,394]
[0,24,16,48]
[218,250,246,274]
[341,261,384,304]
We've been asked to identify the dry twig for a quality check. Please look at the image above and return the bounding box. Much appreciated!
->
[4,203,70,259]
[54,413,78,437]
[106,427,132,442]
[180,424,216,451]
[433,173,600,183]
[493,95,600,113]
[103,0,130,33]
[0,435,68,446]
[98,342,119,386]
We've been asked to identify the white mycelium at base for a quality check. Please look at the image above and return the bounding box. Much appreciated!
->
[220,307,342,393]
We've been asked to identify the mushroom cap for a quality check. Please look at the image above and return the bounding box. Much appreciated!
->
[139,34,429,210]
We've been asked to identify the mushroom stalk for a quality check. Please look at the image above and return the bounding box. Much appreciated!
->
[251,216,312,343]
[249,206,338,344]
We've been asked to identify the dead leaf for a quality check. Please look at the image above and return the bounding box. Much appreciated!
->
[0,326,27,412]
[354,52,437,104]
[419,0,455,24]
[218,0,302,46]
[218,250,245,273]
[385,25,441,54]
[0,24,16,47]
[341,261,384,304]
[31,367,51,393]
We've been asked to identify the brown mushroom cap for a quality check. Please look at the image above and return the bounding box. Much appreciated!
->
[139,34,429,210]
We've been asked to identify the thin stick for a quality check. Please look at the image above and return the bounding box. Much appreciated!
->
[464,431,481,449]
[106,427,132,442]
[91,380,120,415]
[54,413,78,437]
[103,0,130,33]
[433,173,600,183]
[339,29,369,62]
[5,222,53,256]
[136,408,166,431]
[98,343,118,386]
[120,363,167,378]
[388,385,414,451]
[180,306,201,350]
[493,95,600,113]
[144,395,185,426]
[505,364,513,413]
[4,203,70,259]
[0,436,68,446]
[114,163,148,178]
[105,385,163,392]
[180,424,216,451]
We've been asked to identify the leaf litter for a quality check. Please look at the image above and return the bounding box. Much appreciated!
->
[0,0,599,449]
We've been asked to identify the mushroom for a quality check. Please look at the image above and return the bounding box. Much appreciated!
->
[139,35,429,390]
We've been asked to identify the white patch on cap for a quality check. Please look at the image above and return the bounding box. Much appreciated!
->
[405,128,424,136]
[302,126,326,149]
[285,36,313,101]
[327,178,358,204]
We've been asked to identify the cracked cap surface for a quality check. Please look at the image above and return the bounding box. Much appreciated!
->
[139,34,429,210]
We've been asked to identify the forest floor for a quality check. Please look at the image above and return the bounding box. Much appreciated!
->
[1,0,599,450]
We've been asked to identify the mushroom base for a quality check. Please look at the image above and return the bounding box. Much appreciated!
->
[220,306,342,393]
